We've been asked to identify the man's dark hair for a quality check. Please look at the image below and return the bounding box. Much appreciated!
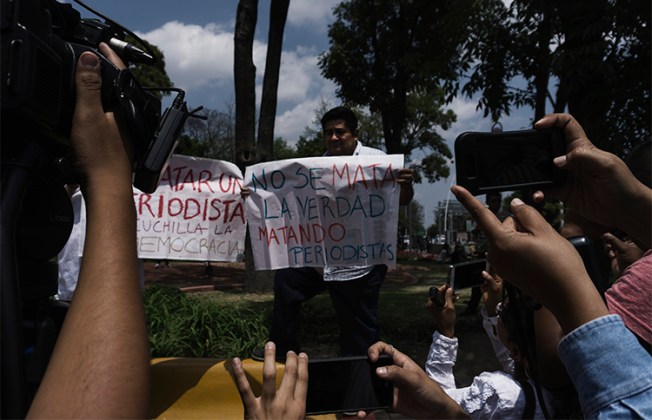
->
[321,106,358,133]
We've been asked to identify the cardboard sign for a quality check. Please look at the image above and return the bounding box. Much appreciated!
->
[133,155,247,262]
[244,155,403,270]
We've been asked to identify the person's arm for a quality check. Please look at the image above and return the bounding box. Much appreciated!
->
[363,341,469,419]
[480,309,515,375]
[479,270,514,373]
[397,168,414,205]
[232,341,308,419]
[424,287,458,387]
[534,113,652,249]
[28,45,150,418]
[424,331,458,389]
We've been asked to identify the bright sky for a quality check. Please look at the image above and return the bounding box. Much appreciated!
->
[77,0,535,227]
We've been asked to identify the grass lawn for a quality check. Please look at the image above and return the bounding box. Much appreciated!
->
[145,260,500,386]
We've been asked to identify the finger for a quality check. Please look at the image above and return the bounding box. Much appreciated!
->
[532,190,545,203]
[508,198,550,235]
[261,342,278,400]
[501,215,518,231]
[278,351,298,398]
[374,363,421,394]
[451,185,504,240]
[444,287,455,308]
[294,353,309,404]
[601,232,627,254]
[534,113,588,148]
[380,345,411,369]
[367,341,390,362]
[98,42,127,70]
[74,52,103,121]
[231,357,258,408]
[481,270,492,291]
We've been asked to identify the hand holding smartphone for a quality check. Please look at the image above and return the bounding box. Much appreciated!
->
[305,354,394,415]
[448,259,488,291]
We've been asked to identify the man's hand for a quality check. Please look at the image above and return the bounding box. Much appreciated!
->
[397,168,414,205]
[71,43,132,192]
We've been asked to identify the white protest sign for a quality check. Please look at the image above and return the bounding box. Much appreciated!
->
[133,155,247,261]
[244,155,404,270]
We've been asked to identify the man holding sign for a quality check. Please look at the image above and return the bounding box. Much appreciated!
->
[248,106,414,359]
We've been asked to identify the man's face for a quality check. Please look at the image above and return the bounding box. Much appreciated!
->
[323,119,358,156]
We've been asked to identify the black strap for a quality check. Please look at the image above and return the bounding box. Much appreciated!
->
[519,379,536,419]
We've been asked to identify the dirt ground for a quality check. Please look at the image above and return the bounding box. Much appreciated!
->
[143,260,501,387]
[142,260,420,291]
[143,260,248,291]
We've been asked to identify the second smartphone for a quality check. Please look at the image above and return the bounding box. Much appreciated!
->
[306,354,394,415]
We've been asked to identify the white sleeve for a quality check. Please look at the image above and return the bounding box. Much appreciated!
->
[481,307,515,375]
[445,371,527,419]
[424,331,458,389]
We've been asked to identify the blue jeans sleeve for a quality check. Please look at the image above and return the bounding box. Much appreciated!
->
[558,315,652,418]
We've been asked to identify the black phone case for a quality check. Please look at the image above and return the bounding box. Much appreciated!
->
[305,354,393,415]
[454,128,567,195]
[448,259,487,290]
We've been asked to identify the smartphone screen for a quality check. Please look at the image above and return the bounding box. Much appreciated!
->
[448,259,487,291]
[454,128,566,195]
[306,355,393,415]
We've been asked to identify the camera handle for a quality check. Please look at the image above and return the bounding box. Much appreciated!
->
[1,142,43,418]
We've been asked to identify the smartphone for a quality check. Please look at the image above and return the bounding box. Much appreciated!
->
[454,128,567,196]
[306,354,394,415]
[448,259,487,291]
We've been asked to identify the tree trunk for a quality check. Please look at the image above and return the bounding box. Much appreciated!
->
[234,0,260,172]
[257,0,290,161]
[234,0,290,292]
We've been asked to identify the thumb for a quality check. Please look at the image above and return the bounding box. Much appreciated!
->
[508,197,549,234]
[444,287,455,306]
[376,365,419,393]
[602,232,627,254]
[74,52,103,121]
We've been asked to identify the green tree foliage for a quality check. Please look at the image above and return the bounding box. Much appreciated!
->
[295,99,330,157]
[272,138,298,160]
[319,0,476,182]
[462,0,651,157]
[295,135,325,157]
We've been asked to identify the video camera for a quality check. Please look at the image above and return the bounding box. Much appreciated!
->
[1,0,201,416]
[1,0,195,193]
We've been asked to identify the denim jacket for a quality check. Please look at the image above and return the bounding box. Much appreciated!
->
[558,315,652,418]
